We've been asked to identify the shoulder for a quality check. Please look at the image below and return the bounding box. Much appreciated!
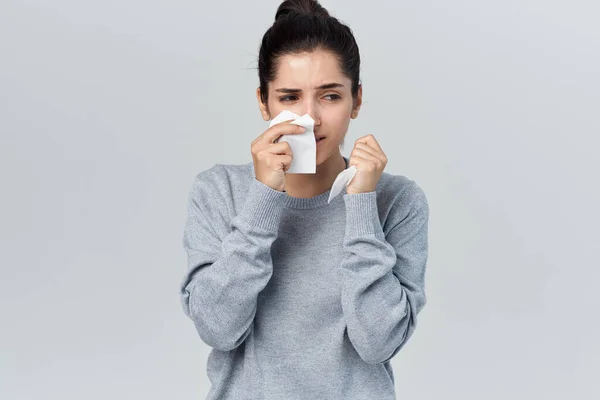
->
[185,162,253,238]
[376,171,429,227]
[191,160,252,192]
[377,171,427,207]
[189,163,227,201]
[188,161,254,211]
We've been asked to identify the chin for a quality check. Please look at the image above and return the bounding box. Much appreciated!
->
[315,146,338,165]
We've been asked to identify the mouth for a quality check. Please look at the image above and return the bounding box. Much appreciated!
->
[315,136,326,142]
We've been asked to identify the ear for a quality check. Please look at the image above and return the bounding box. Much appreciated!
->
[351,84,362,119]
[256,87,270,121]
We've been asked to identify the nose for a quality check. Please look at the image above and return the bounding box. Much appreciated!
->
[303,100,321,126]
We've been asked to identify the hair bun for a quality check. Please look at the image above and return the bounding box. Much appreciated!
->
[275,0,330,21]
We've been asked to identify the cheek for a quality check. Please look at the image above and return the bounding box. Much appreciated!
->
[323,109,351,135]
[267,102,303,119]
[266,96,288,116]
[266,100,280,116]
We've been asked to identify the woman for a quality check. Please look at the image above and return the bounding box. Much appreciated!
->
[179,1,429,399]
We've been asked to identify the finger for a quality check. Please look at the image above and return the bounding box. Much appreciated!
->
[353,142,379,157]
[268,154,293,171]
[266,141,293,156]
[348,154,370,168]
[253,119,298,145]
[353,142,386,164]
[356,134,383,153]
[351,148,382,166]
[264,121,305,144]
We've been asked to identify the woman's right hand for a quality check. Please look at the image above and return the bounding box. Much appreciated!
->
[251,119,306,192]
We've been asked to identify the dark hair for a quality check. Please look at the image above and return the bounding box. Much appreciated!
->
[258,0,361,106]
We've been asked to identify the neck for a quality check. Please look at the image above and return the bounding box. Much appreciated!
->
[283,152,347,198]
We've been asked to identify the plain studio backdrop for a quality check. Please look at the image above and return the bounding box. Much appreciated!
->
[1,0,598,398]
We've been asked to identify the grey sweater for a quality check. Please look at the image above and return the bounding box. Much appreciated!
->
[180,156,429,400]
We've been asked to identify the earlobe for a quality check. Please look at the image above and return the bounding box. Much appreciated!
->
[351,104,361,119]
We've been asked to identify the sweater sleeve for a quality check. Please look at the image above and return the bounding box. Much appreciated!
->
[179,165,287,351]
[340,180,429,364]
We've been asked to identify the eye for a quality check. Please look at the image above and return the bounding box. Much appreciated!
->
[279,95,298,102]
[323,94,341,101]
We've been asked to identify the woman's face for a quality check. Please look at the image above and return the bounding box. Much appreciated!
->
[257,49,362,164]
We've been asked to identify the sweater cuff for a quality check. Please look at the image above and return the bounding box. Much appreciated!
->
[343,191,384,237]
[238,178,287,232]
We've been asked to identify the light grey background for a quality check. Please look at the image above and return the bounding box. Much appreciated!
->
[1,0,598,398]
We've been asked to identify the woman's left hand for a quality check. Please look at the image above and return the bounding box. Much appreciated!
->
[346,134,388,195]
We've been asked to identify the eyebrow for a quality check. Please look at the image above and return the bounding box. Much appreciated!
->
[274,83,345,93]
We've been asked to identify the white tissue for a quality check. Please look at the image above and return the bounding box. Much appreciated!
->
[327,165,357,203]
[270,110,316,174]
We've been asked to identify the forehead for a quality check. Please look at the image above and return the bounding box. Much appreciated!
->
[271,49,350,89]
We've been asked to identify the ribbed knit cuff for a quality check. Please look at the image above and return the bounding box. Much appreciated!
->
[239,178,287,232]
[343,191,384,237]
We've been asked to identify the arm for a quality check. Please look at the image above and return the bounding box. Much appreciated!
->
[340,180,429,364]
[179,165,286,351]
